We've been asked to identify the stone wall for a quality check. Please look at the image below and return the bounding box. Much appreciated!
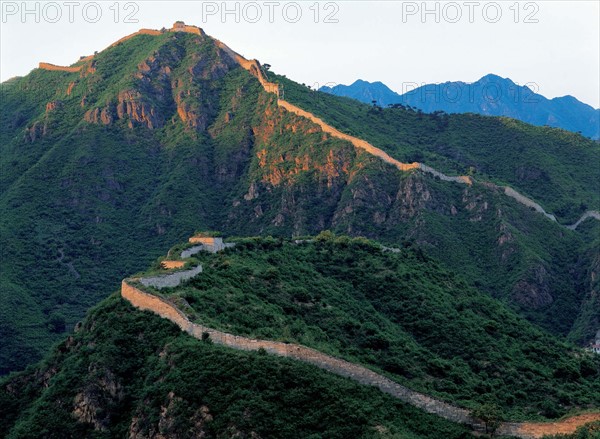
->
[121,281,192,331]
[503,187,557,222]
[188,237,225,253]
[567,210,600,230]
[161,260,186,269]
[38,63,82,73]
[277,100,421,173]
[188,236,221,246]
[121,279,474,425]
[497,413,600,439]
[108,29,163,48]
[139,265,202,289]
[180,245,204,259]
[418,164,472,185]
[121,252,600,438]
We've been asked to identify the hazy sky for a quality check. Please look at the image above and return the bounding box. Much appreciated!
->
[1,1,599,107]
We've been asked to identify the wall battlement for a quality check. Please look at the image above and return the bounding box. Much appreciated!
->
[121,277,600,438]
[38,22,598,229]
[121,279,474,426]
[161,260,186,269]
[38,62,82,73]
[188,236,226,253]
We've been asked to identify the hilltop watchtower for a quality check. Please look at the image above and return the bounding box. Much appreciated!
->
[189,234,225,252]
[172,21,186,31]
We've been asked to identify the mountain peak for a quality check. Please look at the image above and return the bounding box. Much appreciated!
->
[36,22,252,132]
[321,75,599,139]
[478,73,507,82]
[38,21,207,73]
[350,79,370,86]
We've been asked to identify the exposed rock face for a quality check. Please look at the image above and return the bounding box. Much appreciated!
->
[81,60,97,76]
[84,105,115,125]
[72,368,124,430]
[497,222,517,262]
[171,50,235,132]
[174,89,209,131]
[128,392,213,439]
[462,190,489,222]
[24,100,65,141]
[116,90,162,129]
[24,121,45,142]
[393,175,432,220]
[512,264,553,309]
[244,182,259,200]
[45,100,63,112]
[82,34,237,132]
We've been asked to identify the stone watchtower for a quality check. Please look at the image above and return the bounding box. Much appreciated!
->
[189,235,225,253]
[172,21,186,31]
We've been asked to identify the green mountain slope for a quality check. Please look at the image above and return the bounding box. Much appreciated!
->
[3,234,599,438]
[278,74,600,223]
[0,31,264,373]
[141,235,600,421]
[0,294,470,439]
[1,25,598,376]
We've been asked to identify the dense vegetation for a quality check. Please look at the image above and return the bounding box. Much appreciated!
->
[275,73,600,224]
[0,33,267,373]
[1,27,598,379]
[154,235,600,421]
[0,295,471,439]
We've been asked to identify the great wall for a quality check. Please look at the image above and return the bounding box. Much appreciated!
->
[36,22,598,230]
[224,45,598,231]
[119,235,600,438]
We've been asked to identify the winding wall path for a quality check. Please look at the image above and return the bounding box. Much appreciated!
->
[38,62,82,73]
[38,24,598,230]
[215,39,597,231]
[121,258,600,439]
[566,211,600,230]
[139,265,202,289]
[122,279,474,426]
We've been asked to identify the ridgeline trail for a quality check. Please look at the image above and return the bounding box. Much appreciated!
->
[121,241,600,439]
[37,23,599,230]
[34,22,600,437]
[215,35,598,231]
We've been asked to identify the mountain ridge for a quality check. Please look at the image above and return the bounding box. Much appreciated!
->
[117,235,600,438]
[320,76,600,139]
[214,41,597,228]
[1,22,599,377]
[16,24,600,229]
[1,21,600,438]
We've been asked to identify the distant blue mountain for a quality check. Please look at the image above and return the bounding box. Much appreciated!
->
[320,75,600,139]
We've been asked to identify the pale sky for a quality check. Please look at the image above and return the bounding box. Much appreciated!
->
[1,1,599,108]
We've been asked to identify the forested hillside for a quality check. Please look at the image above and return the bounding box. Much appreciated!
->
[1,26,598,376]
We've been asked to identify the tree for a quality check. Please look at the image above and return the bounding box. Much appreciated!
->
[47,313,66,333]
[472,403,502,435]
